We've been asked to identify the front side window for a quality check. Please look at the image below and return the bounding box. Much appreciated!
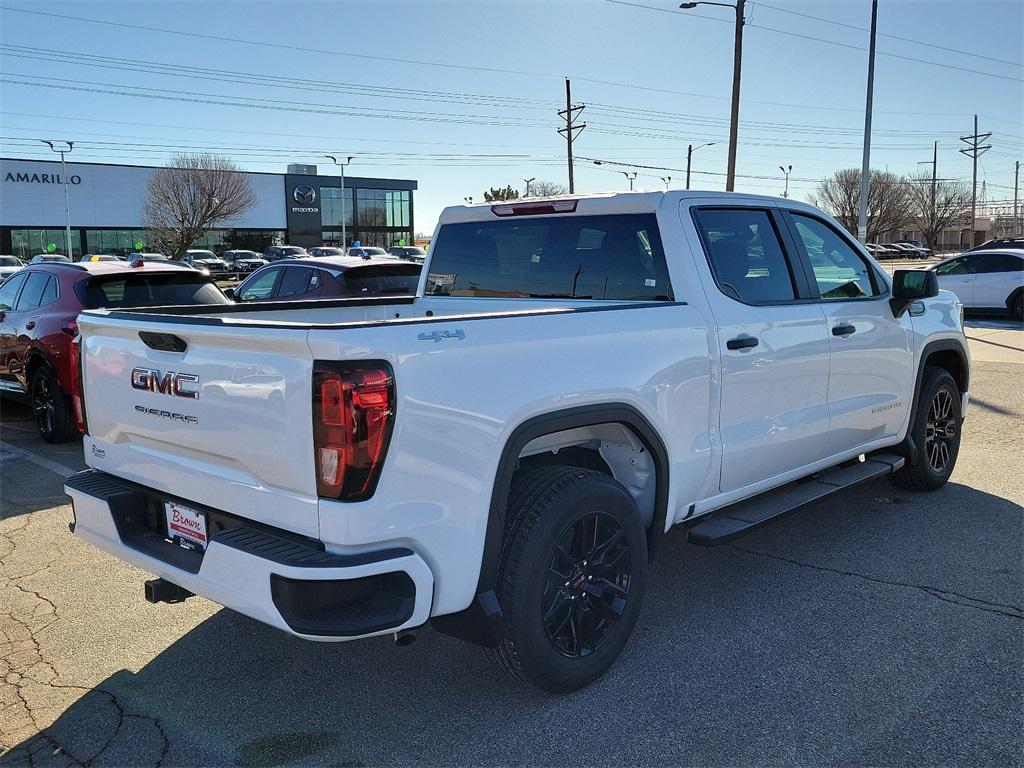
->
[694,208,796,303]
[238,268,280,301]
[426,214,673,301]
[789,214,881,300]
[0,273,28,311]
[936,257,969,275]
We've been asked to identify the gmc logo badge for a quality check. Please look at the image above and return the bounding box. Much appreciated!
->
[131,367,200,399]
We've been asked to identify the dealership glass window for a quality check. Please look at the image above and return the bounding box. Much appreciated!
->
[320,187,354,228]
[85,229,149,257]
[10,228,83,260]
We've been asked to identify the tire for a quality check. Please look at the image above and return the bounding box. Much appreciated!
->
[890,367,961,491]
[1009,291,1023,321]
[30,365,77,444]
[487,466,648,693]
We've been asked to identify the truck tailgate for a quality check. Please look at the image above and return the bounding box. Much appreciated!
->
[77,313,320,538]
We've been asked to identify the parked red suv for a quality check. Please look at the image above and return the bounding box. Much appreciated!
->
[0,261,230,442]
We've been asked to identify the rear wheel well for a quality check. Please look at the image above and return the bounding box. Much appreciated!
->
[1006,287,1022,310]
[25,351,51,386]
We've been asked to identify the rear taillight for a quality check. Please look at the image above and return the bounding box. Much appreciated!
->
[68,334,86,434]
[312,362,395,501]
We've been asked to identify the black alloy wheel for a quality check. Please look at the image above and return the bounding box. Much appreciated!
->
[30,366,77,443]
[543,511,632,658]
[924,388,957,473]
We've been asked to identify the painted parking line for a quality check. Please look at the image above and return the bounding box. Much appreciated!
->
[0,439,76,479]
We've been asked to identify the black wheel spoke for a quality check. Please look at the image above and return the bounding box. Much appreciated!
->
[541,511,632,658]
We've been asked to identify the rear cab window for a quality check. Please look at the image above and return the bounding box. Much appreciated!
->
[426,214,673,301]
[78,272,230,309]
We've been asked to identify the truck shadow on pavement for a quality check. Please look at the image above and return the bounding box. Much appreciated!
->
[6,480,1023,767]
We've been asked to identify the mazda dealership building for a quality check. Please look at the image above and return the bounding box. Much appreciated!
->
[0,157,417,259]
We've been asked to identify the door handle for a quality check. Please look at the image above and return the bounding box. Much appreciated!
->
[24,320,35,330]
[832,324,856,337]
[726,336,759,350]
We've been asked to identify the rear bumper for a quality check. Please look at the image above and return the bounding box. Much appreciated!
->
[65,470,433,641]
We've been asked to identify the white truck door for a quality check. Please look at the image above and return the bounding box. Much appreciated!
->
[782,211,915,456]
[935,256,976,307]
[689,206,831,493]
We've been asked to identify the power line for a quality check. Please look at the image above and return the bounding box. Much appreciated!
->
[604,0,1024,83]
[753,1,1024,69]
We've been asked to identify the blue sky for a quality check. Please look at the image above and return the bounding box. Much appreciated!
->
[1,0,1021,235]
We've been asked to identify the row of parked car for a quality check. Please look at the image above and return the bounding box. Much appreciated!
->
[0,250,424,442]
[864,240,933,259]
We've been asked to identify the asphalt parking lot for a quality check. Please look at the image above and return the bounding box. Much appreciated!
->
[1,319,1021,767]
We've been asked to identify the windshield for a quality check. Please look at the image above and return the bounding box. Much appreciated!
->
[281,247,306,255]
[79,273,230,309]
[0,256,20,267]
[188,251,218,259]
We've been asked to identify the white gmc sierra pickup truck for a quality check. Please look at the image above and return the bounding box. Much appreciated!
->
[65,192,970,692]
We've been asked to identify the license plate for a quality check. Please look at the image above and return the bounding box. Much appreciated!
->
[164,501,208,551]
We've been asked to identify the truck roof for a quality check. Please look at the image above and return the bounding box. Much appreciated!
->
[439,189,818,224]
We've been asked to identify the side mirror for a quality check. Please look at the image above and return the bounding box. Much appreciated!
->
[890,269,938,317]
[222,287,236,300]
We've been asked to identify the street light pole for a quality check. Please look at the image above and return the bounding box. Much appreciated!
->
[324,154,353,248]
[523,177,535,197]
[42,140,74,258]
[680,1,743,191]
[1014,160,1021,236]
[779,165,792,198]
[660,176,672,191]
[685,141,716,190]
[857,0,878,244]
[619,171,637,191]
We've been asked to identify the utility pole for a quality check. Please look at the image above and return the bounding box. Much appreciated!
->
[917,142,938,248]
[959,115,991,248]
[779,165,792,198]
[557,78,585,194]
[1013,160,1020,236]
[685,141,715,190]
[324,155,353,248]
[42,140,74,258]
[679,1,743,190]
[857,0,878,244]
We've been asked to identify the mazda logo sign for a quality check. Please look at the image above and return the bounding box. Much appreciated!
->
[293,185,316,205]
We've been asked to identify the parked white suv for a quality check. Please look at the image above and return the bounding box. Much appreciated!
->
[66,191,970,692]
[932,249,1024,319]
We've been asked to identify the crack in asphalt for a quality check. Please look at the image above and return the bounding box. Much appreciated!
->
[1,512,171,767]
[730,545,1024,620]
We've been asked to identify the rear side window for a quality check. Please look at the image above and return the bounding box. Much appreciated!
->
[80,274,230,308]
[278,267,315,299]
[15,272,57,311]
[789,214,881,300]
[239,268,280,301]
[693,208,796,303]
[971,253,1023,274]
[426,214,673,301]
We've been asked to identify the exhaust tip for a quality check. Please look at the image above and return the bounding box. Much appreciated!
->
[393,630,417,647]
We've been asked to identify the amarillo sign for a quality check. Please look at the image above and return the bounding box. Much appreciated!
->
[5,172,82,184]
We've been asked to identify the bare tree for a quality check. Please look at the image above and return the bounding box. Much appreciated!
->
[143,153,256,259]
[526,180,569,197]
[810,168,913,242]
[906,172,971,251]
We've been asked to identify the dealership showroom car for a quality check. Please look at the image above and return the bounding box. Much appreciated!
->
[932,249,1024,318]
[221,249,267,272]
[231,256,421,302]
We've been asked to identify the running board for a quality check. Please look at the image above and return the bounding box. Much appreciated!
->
[687,454,905,546]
